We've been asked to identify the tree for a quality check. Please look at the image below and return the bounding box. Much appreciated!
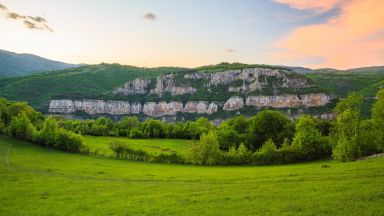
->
[6,112,36,141]
[359,120,379,156]
[372,89,384,151]
[116,116,140,136]
[332,92,363,162]
[292,115,329,159]
[248,110,293,150]
[333,110,360,162]
[38,116,58,148]
[217,122,239,150]
[188,131,221,165]
[55,128,85,152]
[258,139,277,154]
[142,119,164,138]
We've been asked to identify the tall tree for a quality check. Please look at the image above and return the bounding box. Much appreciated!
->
[372,89,384,151]
[333,92,363,162]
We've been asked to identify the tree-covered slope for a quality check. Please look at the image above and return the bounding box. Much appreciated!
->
[306,67,384,97]
[0,49,82,77]
[0,64,185,110]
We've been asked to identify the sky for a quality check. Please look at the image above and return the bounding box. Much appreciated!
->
[0,0,383,69]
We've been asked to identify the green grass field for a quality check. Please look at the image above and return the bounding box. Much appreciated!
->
[1,136,384,215]
[83,136,192,157]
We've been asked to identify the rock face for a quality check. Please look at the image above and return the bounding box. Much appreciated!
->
[205,68,312,93]
[184,101,219,114]
[223,96,244,110]
[245,93,331,108]
[113,78,151,95]
[143,101,184,117]
[50,100,220,117]
[150,74,197,96]
[53,67,333,118]
[49,93,331,117]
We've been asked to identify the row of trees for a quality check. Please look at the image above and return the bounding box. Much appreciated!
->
[186,90,384,165]
[0,99,87,153]
[58,116,213,140]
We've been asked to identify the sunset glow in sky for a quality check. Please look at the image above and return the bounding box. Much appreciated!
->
[0,0,383,69]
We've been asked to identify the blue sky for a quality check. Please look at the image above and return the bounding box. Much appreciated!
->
[0,0,382,69]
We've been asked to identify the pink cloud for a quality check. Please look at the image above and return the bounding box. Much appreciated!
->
[270,0,384,69]
[274,0,346,13]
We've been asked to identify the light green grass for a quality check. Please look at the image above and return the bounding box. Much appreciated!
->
[0,136,383,215]
[83,136,192,157]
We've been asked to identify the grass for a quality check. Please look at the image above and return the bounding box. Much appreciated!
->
[1,136,384,215]
[82,136,192,157]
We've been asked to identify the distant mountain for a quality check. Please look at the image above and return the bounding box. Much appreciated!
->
[291,66,384,74]
[0,49,83,77]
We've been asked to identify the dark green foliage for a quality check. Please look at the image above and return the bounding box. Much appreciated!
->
[292,115,331,159]
[247,110,294,150]
[142,119,165,138]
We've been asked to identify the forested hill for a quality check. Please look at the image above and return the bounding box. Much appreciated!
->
[0,62,383,119]
[0,49,82,77]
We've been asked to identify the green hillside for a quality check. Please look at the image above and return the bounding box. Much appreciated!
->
[0,62,317,112]
[0,64,184,110]
[305,71,384,97]
[1,136,383,215]
[0,49,82,77]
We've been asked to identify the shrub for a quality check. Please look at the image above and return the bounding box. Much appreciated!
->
[292,115,331,159]
[187,131,221,165]
[37,117,58,148]
[55,129,87,153]
[6,112,37,142]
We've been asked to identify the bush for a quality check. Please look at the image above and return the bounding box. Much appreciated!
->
[292,115,331,159]
[37,117,58,148]
[6,112,37,142]
[187,131,221,165]
[55,129,87,153]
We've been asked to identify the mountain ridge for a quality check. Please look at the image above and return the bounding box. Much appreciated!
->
[0,49,84,77]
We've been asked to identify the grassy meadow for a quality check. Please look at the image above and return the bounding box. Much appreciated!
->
[1,136,384,215]
[83,136,192,157]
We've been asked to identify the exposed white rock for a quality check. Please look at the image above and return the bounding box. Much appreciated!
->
[223,96,244,110]
[245,93,331,108]
[49,100,76,113]
[113,78,151,95]
[130,102,142,114]
[150,74,197,96]
[143,101,184,117]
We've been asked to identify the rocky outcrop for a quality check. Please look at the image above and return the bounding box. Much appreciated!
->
[143,101,184,117]
[245,93,331,108]
[206,68,312,93]
[49,99,219,117]
[49,100,76,113]
[223,96,244,110]
[113,78,151,95]
[149,74,197,96]
[184,101,219,114]
[50,93,331,117]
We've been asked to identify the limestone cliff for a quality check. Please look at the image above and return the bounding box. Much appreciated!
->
[49,93,332,117]
[49,99,220,117]
[51,67,333,118]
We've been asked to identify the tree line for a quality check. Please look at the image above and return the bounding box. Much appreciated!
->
[0,98,88,153]
[1,89,383,165]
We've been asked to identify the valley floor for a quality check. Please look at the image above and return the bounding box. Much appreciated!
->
[0,136,383,215]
